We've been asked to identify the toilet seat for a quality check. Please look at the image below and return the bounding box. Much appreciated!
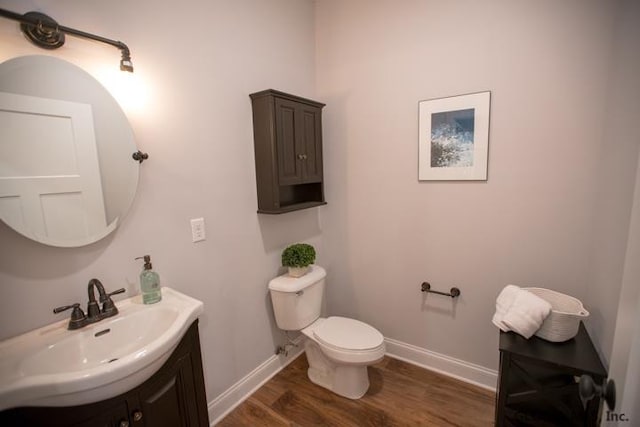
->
[302,317,385,365]
[313,316,383,351]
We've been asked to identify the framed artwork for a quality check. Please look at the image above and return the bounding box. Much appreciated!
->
[418,91,491,181]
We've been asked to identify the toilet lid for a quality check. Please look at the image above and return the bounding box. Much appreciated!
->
[313,317,383,351]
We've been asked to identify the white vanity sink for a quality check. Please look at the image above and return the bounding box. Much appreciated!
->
[0,287,203,411]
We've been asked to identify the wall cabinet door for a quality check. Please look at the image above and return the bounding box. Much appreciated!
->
[275,97,304,185]
[299,104,323,183]
[274,98,323,185]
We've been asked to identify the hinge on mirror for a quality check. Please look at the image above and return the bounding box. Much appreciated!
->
[132,150,149,163]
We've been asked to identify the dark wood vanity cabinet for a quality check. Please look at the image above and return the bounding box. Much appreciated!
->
[0,321,209,427]
[250,89,326,214]
[135,333,206,427]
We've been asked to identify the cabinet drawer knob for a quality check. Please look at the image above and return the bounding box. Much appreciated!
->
[132,410,143,421]
[119,420,130,427]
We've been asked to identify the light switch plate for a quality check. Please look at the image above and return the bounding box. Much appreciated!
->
[190,218,206,242]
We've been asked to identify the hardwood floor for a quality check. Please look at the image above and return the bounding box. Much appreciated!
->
[217,354,495,426]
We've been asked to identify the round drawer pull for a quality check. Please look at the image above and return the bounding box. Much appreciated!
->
[133,410,143,421]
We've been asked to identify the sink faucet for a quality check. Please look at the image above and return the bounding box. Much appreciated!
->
[87,278,125,323]
[53,280,125,330]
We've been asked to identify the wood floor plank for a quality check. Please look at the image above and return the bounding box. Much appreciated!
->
[271,389,390,426]
[379,358,495,426]
[252,381,291,407]
[252,355,311,407]
[217,354,495,426]
[359,365,461,426]
[384,357,494,401]
[217,397,293,427]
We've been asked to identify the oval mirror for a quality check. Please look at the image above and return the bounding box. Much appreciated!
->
[0,55,138,247]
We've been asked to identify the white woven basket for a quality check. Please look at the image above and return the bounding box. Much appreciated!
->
[523,287,589,342]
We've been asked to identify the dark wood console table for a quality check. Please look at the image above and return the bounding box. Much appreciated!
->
[495,322,607,426]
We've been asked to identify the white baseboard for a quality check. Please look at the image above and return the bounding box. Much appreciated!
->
[208,336,497,425]
[384,337,498,391]
[208,338,304,426]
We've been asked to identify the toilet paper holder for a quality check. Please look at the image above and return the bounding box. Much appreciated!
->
[421,282,461,298]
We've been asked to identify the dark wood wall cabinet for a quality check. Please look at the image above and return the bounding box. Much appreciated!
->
[0,321,209,427]
[495,322,607,427]
[250,89,326,214]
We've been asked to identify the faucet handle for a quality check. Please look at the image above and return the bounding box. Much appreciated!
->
[107,287,125,298]
[101,288,126,318]
[53,303,88,330]
[53,303,78,314]
[100,287,125,302]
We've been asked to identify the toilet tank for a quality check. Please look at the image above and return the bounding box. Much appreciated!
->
[268,265,326,331]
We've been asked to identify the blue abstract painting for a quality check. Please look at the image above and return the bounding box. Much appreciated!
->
[430,108,475,168]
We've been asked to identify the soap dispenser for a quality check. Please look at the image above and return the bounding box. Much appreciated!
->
[135,255,162,304]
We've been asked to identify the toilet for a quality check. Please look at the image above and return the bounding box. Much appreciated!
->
[268,265,385,399]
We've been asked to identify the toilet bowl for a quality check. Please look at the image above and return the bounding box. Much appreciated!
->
[301,316,385,399]
[268,266,386,399]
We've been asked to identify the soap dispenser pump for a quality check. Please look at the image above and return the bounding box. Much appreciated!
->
[135,255,162,304]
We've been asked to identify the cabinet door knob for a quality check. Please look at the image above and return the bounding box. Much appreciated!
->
[119,420,130,427]
[297,154,304,160]
[132,410,143,421]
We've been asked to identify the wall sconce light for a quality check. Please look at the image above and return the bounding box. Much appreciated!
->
[0,8,134,72]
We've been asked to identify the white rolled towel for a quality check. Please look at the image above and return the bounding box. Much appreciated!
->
[501,290,552,338]
[492,284,521,332]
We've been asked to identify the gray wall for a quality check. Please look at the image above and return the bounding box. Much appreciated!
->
[316,0,639,370]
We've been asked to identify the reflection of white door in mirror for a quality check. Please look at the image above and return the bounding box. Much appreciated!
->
[0,92,112,246]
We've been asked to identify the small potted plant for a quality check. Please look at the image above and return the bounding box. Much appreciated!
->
[281,243,316,277]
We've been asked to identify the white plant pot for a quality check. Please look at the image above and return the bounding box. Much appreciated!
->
[288,266,309,278]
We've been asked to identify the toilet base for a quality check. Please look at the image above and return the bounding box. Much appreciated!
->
[304,340,370,399]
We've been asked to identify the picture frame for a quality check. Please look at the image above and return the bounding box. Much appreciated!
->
[418,91,491,181]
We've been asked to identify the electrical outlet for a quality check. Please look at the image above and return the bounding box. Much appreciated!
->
[190,218,206,242]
